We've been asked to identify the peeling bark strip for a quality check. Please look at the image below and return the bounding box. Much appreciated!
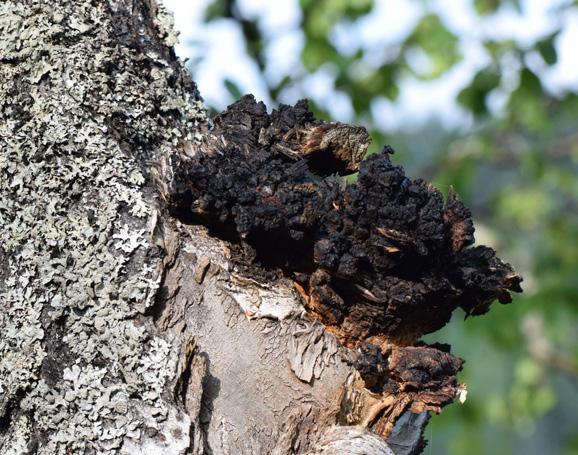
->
[164,95,522,347]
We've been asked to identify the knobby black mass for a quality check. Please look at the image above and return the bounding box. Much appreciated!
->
[167,95,522,347]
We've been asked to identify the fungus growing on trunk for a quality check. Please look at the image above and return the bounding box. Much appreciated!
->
[163,94,522,439]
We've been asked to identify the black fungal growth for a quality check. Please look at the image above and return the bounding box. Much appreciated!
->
[166,95,522,346]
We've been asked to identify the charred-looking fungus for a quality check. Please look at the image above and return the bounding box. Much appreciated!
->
[164,95,522,438]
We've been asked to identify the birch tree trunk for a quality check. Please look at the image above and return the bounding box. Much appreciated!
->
[0,1,521,454]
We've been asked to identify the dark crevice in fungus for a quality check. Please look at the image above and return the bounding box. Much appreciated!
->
[162,94,522,439]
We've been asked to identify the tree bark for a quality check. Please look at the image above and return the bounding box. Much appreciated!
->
[0,1,521,454]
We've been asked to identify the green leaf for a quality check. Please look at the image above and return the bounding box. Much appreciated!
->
[301,38,336,71]
[270,75,293,100]
[407,14,461,79]
[204,0,228,22]
[343,0,374,18]
[224,78,243,100]
[518,67,543,96]
[474,0,500,15]
[536,33,559,66]
[457,69,501,116]
[507,67,548,131]
[483,39,517,61]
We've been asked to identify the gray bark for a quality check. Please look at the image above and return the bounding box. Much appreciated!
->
[0,1,425,454]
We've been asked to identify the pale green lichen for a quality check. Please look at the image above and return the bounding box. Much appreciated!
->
[153,3,181,48]
[0,0,205,453]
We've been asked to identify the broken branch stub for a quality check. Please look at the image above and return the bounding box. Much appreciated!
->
[162,94,522,442]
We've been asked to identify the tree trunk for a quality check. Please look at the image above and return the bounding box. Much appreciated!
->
[0,1,521,454]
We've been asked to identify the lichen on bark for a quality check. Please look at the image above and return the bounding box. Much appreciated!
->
[0,0,205,453]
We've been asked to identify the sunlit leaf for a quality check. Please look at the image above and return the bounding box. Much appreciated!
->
[407,14,461,79]
[301,38,337,70]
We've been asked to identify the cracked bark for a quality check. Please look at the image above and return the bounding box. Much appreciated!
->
[0,1,520,454]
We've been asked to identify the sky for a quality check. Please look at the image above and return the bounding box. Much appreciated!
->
[161,0,578,128]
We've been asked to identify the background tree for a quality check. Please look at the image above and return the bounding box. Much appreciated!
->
[185,0,578,453]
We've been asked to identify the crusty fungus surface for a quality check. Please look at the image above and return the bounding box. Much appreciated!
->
[166,95,522,439]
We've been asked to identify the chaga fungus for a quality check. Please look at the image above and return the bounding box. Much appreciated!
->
[340,343,465,438]
[163,94,522,437]
[166,94,521,346]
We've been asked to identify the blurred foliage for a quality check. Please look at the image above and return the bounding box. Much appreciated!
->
[194,0,578,453]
